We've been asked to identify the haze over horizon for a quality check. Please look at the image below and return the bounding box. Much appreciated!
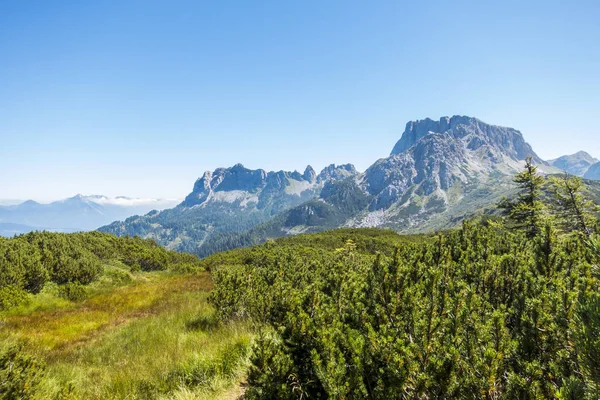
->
[2,0,599,202]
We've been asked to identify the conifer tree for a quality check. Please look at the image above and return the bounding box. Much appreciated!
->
[500,157,546,238]
[551,174,597,237]
[578,235,600,395]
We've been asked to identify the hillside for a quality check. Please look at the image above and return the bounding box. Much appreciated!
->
[585,162,600,180]
[3,162,600,398]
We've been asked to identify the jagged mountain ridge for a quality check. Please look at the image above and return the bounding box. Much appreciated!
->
[100,115,573,257]
[182,163,356,208]
[99,163,358,253]
[390,116,542,162]
[244,116,549,237]
[549,151,599,177]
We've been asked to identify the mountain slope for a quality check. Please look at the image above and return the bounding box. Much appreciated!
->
[549,151,598,176]
[99,163,358,254]
[584,162,600,180]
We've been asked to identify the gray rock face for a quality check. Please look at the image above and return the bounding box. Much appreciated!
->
[303,165,317,183]
[185,164,267,206]
[364,131,469,210]
[549,151,599,177]
[317,164,358,183]
[390,116,541,163]
[104,162,359,254]
[183,163,358,208]
[584,162,600,180]
[357,116,543,216]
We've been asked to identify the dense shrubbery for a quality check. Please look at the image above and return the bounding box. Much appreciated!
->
[0,231,202,310]
[209,165,600,398]
[0,344,45,399]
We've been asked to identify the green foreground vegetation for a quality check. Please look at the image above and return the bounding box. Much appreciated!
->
[0,233,251,399]
[205,166,600,399]
[2,164,600,399]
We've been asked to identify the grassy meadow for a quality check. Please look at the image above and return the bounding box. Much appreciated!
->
[0,268,252,399]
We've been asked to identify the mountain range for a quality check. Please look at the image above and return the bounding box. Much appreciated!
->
[100,163,358,254]
[549,151,599,177]
[100,115,599,257]
[0,195,178,236]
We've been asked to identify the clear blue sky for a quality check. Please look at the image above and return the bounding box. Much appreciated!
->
[1,0,599,201]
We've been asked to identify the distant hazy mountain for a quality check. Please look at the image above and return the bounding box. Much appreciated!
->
[0,222,67,237]
[99,163,357,254]
[0,195,177,236]
[549,151,599,177]
[102,115,568,257]
[584,162,600,180]
[0,199,24,206]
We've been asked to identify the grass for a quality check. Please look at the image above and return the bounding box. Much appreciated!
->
[0,269,253,399]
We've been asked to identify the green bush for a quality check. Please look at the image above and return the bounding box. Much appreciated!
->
[105,268,133,285]
[58,282,87,302]
[0,286,29,311]
[0,231,202,311]
[210,222,600,398]
[0,344,45,399]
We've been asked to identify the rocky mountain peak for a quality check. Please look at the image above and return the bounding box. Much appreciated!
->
[390,115,541,164]
[185,164,268,206]
[182,163,358,208]
[303,165,317,183]
[316,164,358,183]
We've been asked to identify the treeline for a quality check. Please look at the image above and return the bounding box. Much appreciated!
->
[0,231,200,309]
[208,161,600,398]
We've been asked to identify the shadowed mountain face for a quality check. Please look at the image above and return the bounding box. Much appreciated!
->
[0,195,177,236]
[549,151,599,177]
[100,116,567,257]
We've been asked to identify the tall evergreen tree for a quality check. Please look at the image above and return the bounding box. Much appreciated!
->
[500,157,546,238]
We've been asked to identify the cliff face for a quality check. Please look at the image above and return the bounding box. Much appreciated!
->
[390,116,542,163]
[358,116,543,213]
